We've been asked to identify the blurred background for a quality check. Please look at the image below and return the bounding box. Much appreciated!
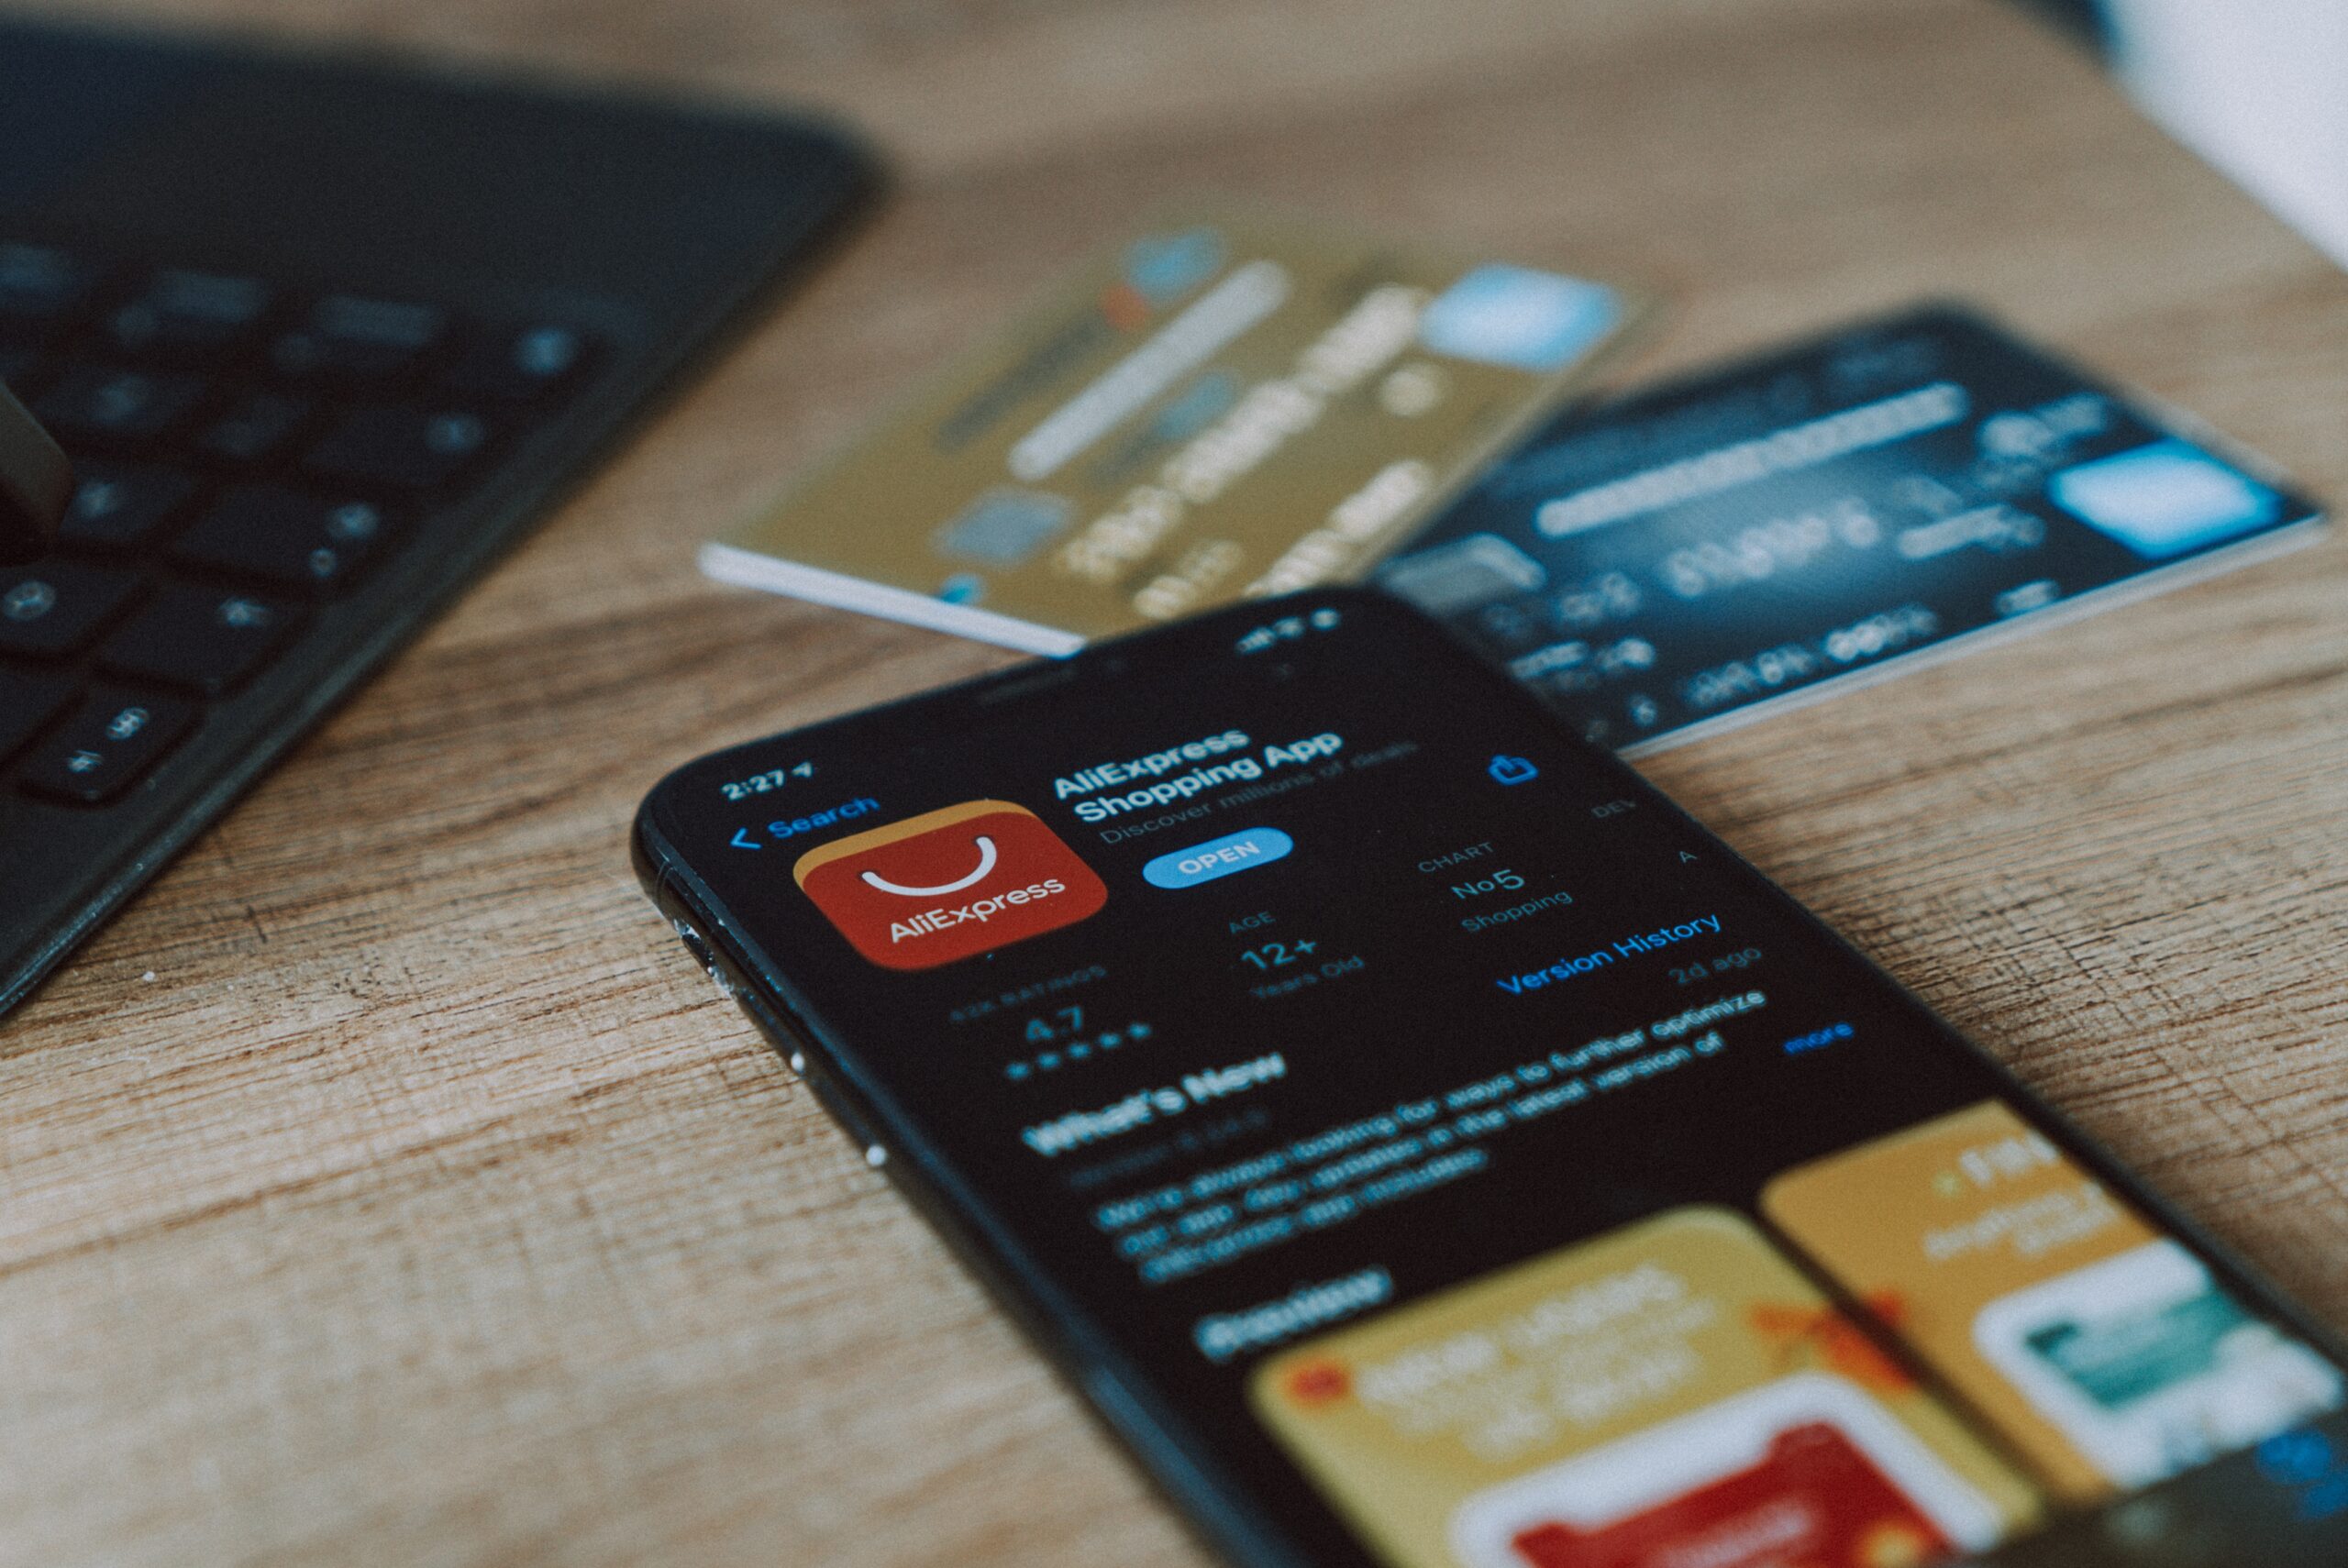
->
[2027,0,2347,266]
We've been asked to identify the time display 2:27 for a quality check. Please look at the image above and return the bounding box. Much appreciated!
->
[718,760,814,801]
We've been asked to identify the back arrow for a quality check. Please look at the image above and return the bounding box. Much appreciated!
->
[732,828,760,850]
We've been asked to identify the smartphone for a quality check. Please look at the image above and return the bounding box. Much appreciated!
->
[634,588,2348,1568]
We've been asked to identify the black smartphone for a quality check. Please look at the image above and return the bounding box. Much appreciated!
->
[634,588,2348,1568]
[0,375,70,562]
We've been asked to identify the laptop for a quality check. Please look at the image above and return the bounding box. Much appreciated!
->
[0,16,873,1015]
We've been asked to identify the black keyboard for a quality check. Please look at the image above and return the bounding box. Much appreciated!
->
[3,256,586,727]
[0,245,628,980]
[0,16,871,1018]
[1,246,597,801]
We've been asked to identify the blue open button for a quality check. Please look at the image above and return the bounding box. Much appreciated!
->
[1144,827,1294,889]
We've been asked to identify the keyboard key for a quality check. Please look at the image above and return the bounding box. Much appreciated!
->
[59,463,201,552]
[105,270,274,359]
[171,484,392,595]
[98,586,297,696]
[271,296,449,381]
[442,324,592,403]
[305,404,493,490]
[198,390,316,465]
[36,364,211,444]
[17,687,195,803]
[0,243,95,349]
[0,562,143,657]
[0,668,74,759]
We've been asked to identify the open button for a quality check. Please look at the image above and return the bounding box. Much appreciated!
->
[1143,827,1293,889]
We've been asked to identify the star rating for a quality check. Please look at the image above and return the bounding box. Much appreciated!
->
[1002,1021,1157,1079]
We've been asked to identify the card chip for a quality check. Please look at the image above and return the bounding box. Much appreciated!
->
[933,489,1073,567]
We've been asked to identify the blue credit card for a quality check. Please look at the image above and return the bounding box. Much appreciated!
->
[1378,305,2324,753]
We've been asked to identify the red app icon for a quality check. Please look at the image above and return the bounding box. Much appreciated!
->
[793,800,1107,971]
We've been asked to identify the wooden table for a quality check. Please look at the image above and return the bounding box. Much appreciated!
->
[7,1,2346,1562]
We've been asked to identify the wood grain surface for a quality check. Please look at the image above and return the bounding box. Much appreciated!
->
[6,1,2346,1564]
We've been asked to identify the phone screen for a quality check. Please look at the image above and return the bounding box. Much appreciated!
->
[638,589,2348,1568]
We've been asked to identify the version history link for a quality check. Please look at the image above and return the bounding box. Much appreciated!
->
[1497,912,1725,995]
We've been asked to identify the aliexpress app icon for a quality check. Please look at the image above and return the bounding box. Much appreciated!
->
[793,801,1108,971]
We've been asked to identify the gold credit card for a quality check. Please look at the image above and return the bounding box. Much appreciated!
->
[1763,1100,2345,1502]
[703,213,1647,653]
[1249,1206,2038,1568]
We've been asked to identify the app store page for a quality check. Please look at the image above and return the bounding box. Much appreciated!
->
[660,598,2345,1568]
